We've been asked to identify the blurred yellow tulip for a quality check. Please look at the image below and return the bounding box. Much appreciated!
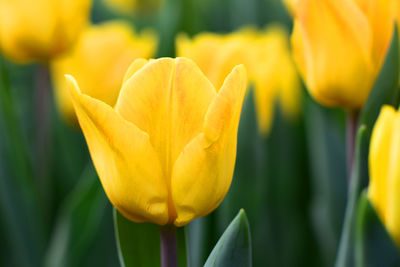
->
[51,22,157,124]
[0,0,91,63]
[177,25,301,135]
[67,57,247,226]
[291,0,395,109]
[369,105,400,248]
[177,32,251,90]
[103,0,164,15]
[250,25,301,135]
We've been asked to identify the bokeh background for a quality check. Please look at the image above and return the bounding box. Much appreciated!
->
[0,0,349,266]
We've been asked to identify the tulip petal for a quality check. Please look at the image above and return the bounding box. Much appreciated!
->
[67,75,169,225]
[58,0,91,51]
[369,105,396,222]
[353,0,395,68]
[203,65,247,143]
[122,58,149,85]
[208,40,250,90]
[253,63,277,135]
[172,65,247,226]
[292,0,374,108]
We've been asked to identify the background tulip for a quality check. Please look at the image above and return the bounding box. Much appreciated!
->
[291,0,394,109]
[177,26,301,135]
[249,25,301,135]
[0,0,91,63]
[369,105,400,248]
[176,32,251,90]
[67,57,247,226]
[51,21,157,124]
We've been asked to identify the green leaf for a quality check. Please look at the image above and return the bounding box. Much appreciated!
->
[0,56,44,267]
[359,25,399,131]
[204,209,252,267]
[355,191,400,267]
[0,57,36,196]
[114,209,188,267]
[305,95,347,266]
[44,165,108,267]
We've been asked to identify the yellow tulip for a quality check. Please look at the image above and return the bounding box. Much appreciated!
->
[0,0,91,63]
[51,21,157,124]
[291,0,395,109]
[177,26,301,135]
[102,0,164,15]
[67,57,247,226]
[249,25,301,135]
[369,105,400,248]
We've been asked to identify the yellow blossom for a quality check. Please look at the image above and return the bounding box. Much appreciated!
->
[369,105,400,249]
[249,25,301,135]
[51,21,157,124]
[0,0,91,63]
[67,57,247,226]
[291,0,395,109]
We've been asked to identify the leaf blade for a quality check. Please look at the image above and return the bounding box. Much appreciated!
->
[204,209,252,267]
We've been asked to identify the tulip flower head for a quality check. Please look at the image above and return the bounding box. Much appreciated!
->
[369,105,400,249]
[249,25,301,135]
[51,22,157,124]
[0,0,91,63]
[67,57,247,226]
[291,0,395,109]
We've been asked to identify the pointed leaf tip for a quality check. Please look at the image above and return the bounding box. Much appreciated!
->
[204,209,252,267]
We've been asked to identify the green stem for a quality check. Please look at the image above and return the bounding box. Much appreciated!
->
[346,110,359,181]
[160,225,178,267]
[34,65,52,208]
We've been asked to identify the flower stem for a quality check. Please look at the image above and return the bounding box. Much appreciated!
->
[160,225,178,267]
[346,110,359,181]
[35,65,51,215]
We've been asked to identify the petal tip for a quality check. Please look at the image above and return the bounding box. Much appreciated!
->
[122,58,149,85]
[64,74,82,95]
[173,212,195,227]
[233,64,247,81]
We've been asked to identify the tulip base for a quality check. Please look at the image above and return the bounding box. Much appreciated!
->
[160,225,177,267]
